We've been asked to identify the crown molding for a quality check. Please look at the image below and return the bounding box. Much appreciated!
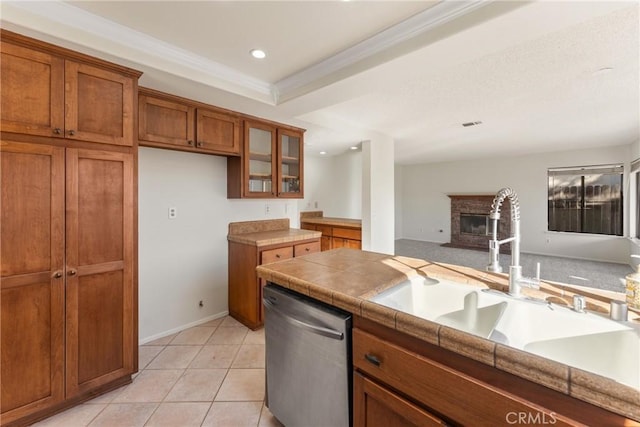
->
[274,0,490,103]
[2,0,274,102]
[2,0,489,105]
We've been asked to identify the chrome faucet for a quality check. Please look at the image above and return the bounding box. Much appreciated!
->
[486,187,540,297]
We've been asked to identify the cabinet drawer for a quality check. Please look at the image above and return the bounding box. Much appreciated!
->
[353,329,572,427]
[332,227,361,240]
[294,241,320,257]
[261,246,293,265]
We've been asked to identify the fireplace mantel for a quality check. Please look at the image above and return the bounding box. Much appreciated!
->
[445,194,512,252]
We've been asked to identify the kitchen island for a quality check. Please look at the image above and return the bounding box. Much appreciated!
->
[256,248,639,425]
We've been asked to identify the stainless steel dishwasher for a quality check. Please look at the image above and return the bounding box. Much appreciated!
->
[263,283,352,427]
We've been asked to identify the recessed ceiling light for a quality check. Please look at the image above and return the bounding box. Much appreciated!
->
[593,67,613,76]
[462,121,482,127]
[250,49,266,59]
[350,146,358,150]
[319,151,327,155]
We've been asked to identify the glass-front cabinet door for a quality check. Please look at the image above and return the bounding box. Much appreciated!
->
[277,128,304,198]
[244,120,276,197]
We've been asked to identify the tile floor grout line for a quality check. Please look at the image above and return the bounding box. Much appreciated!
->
[33,318,274,427]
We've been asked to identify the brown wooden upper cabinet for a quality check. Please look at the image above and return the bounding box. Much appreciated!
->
[1,41,135,146]
[228,119,304,198]
[277,127,304,198]
[138,88,241,156]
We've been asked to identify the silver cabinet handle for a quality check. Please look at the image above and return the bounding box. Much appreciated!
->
[263,298,344,340]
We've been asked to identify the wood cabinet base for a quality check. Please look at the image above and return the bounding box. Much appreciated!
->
[228,238,320,329]
[353,316,633,426]
[354,372,447,427]
[2,375,131,427]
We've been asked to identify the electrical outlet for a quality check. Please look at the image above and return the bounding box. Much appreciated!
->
[168,207,177,219]
[265,204,271,215]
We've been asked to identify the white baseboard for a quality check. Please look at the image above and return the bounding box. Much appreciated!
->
[139,310,229,345]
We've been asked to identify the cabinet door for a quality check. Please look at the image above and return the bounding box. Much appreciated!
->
[321,235,332,251]
[244,120,277,197]
[0,141,65,423]
[1,42,64,137]
[331,237,346,249]
[196,108,240,155]
[354,373,447,427]
[277,128,303,198]
[65,62,135,146]
[139,94,195,148]
[65,149,134,397]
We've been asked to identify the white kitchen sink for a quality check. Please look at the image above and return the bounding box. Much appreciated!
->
[370,276,507,338]
[369,276,640,386]
[524,329,639,388]
[493,297,630,349]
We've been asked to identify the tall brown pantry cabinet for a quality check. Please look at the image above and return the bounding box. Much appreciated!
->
[0,30,140,426]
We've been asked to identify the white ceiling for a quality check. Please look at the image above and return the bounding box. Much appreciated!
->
[1,1,638,164]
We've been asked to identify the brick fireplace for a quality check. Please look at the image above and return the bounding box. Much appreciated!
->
[444,194,511,252]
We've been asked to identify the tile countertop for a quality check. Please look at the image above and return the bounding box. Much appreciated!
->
[255,248,640,421]
[227,218,321,247]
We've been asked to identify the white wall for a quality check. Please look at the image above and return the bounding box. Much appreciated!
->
[362,137,395,254]
[397,144,632,263]
[138,147,297,342]
[630,139,640,268]
[632,139,640,159]
[300,151,362,219]
[395,166,404,238]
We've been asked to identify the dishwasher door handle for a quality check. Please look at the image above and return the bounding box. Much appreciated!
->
[263,298,344,340]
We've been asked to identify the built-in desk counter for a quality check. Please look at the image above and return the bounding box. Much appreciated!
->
[227,218,321,329]
[300,211,362,250]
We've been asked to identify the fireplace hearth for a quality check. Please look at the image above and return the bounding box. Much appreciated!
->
[444,194,511,252]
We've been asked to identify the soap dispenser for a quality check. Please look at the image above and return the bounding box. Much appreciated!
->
[626,255,640,309]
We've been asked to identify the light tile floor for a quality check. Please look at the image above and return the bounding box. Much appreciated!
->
[33,316,283,427]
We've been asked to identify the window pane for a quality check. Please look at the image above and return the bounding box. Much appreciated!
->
[637,172,640,239]
[583,174,622,236]
[548,174,582,232]
[547,168,623,236]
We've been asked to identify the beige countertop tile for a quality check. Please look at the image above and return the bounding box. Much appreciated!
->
[228,227,321,247]
[299,216,362,229]
[255,247,638,421]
